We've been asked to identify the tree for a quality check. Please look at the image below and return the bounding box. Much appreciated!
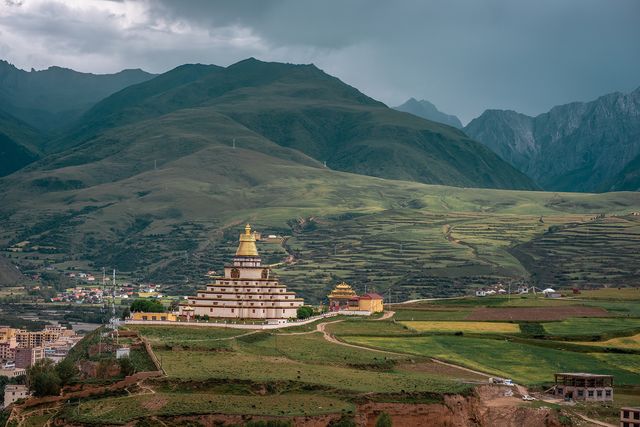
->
[118,357,135,376]
[27,359,61,397]
[375,412,392,427]
[130,299,164,313]
[296,306,314,319]
[55,358,77,386]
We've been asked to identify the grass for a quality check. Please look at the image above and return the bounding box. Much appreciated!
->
[66,392,354,424]
[156,348,466,394]
[392,309,471,321]
[542,318,640,337]
[128,325,251,350]
[574,333,640,349]
[341,335,640,386]
[324,319,415,336]
[400,321,520,334]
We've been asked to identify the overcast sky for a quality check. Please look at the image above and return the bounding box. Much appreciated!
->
[1,0,639,123]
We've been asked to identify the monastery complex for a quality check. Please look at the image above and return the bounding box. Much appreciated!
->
[178,225,304,320]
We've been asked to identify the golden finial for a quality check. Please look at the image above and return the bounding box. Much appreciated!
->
[245,224,251,235]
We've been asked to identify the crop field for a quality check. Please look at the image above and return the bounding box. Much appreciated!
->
[465,306,609,321]
[575,333,640,349]
[392,309,471,321]
[65,392,354,424]
[341,335,640,385]
[542,318,640,337]
[400,321,520,334]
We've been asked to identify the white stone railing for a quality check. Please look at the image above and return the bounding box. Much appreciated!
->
[124,310,372,329]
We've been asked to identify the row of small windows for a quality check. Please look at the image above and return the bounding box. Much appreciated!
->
[557,388,611,398]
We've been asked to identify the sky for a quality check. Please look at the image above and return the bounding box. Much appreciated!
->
[1,0,639,123]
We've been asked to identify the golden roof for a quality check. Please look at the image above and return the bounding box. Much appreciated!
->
[328,282,357,299]
[236,224,259,257]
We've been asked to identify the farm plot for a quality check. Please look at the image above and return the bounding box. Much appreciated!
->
[466,306,609,321]
[155,349,468,394]
[542,318,640,337]
[575,333,640,350]
[342,335,640,385]
[400,321,520,334]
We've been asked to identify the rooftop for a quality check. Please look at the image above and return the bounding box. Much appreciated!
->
[555,373,614,378]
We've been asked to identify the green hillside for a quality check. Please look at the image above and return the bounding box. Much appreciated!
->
[1,105,639,301]
[1,59,639,302]
[0,110,41,176]
[47,58,537,190]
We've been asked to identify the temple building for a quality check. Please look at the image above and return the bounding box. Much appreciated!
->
[328,282,384,313]
[179,224,303,320]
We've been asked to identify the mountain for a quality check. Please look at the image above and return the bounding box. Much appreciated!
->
[0,110,41,176]
[394,98,463,129]
[45,58,535,190]
[608,153,640,191]
[0,60,155,132]
[465,87,640,192]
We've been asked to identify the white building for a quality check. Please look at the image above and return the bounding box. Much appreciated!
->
[3,384,29,407]
[180,225,303,320]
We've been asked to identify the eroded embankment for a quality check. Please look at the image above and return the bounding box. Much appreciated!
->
[97,385,560,427]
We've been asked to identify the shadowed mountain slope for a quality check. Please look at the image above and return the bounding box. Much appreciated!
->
[0,60,155,132]
[465,87,640,192]
[48,58,536,190]
[394,98,463,129]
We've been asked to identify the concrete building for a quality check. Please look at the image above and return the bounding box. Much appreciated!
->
[130,312,177,322]
[621,408,640,427]
[554,373,614,401]
[15,347,44,369]
[3,384,29,407]
[0,367,26,378]
[180,225,303,320]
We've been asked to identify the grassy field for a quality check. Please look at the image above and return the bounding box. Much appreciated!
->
[342,335,640,385]
[400,321,520,334]
[542,318,640,337]
[65,392,354,424]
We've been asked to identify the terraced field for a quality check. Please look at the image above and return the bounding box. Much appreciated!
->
[512,215,640,287]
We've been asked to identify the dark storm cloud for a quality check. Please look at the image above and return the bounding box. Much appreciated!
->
[1,0,639,122]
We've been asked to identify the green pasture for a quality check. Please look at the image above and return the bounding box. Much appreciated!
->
[156,348,466,394]
[342,335,640,385]
[543,318,640,337]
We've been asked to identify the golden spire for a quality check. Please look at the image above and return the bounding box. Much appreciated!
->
[235,224,259,257]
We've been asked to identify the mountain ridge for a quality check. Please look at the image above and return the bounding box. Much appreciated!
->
[465,87,640,192]
[394,98,463,129]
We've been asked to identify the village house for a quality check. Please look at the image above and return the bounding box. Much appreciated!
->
[3,384,29,407]
[621,407,640,427]
[554,373,614,402]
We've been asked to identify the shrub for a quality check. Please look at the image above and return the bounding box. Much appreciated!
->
[130,299,165,313]
[375,412,393,427]
[27,359,61,397]
[297,306,314,319]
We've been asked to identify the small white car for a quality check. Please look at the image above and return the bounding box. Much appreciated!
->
[522,395,536,401]
[503,379,514,386]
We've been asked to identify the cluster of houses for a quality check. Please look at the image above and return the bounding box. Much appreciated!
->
[50,283,163,304]
[475,285,563,298]
[0,325,81,382]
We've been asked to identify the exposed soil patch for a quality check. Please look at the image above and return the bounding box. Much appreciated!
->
[142,395,168,411]
[466,306,608,321]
